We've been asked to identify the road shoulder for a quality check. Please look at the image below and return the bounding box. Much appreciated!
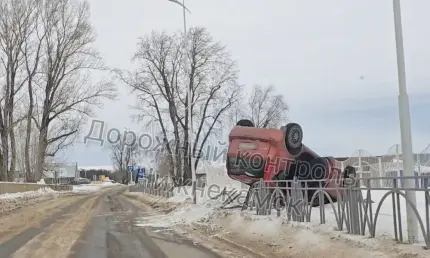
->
[124,191,430,258]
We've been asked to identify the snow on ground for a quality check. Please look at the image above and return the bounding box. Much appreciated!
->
[133,185,430,257]
[72,181,121,193]
[0,187,68,215]
[0,181,122,215]
[0,187,57,200]
[164,182,430,245]
[132,163,430,255]
[135,192,226,228]
[295,188,430,244]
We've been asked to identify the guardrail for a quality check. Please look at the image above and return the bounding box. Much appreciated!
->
[243,176,430,249]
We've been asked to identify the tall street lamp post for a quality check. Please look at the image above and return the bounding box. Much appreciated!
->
[392,0,418,243]
[168,0,197,204]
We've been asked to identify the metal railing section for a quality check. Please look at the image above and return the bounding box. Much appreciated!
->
[243,176,430,249]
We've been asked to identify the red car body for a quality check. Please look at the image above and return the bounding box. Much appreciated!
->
[226,126,346,199]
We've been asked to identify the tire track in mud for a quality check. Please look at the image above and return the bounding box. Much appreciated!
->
[0,195,86,244]
[0,187,122,258]
[7,187,128,258]
[10,196,100,258]
[0,195,94,258]
[71,190,223,258]
[122,192,264,258]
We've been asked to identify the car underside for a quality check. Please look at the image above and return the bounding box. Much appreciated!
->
[226,119,356,207]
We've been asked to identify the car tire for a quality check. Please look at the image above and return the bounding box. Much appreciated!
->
[284,123,303,155]
[236,119,254,127]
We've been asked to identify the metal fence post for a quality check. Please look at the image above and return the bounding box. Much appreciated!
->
[396,144,403,187]
[417,154,421,188]
[358,149,363,187]
[378,157,384,188]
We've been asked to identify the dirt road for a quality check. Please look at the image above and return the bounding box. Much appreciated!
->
[0,187,232,258]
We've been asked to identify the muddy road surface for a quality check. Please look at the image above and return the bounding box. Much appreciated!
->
[0,187,222,258]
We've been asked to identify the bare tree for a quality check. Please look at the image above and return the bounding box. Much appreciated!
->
[229,84,288,129]
[0,0,39,181]
[117,27,241,185]
[31,0,117,181]
[116,31,184,184]
[110,139,138,183]
[22,0,45,182]
[186,28,241,175]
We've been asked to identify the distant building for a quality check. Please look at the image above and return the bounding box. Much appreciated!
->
[43,163,79,184]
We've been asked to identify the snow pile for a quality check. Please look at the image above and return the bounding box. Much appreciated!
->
[167,186,194,203]
[0,187,64,214]
[72,181,121,193]
[135,194,227,228]
[72,184,102,193]
[202,162,243,190]
[36,179,46,185]
[309,189,430,242]
[0,187,57,200]
[101,181,121,186]
[135,184,430,256]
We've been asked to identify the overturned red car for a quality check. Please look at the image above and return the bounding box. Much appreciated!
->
[226,119,356,204]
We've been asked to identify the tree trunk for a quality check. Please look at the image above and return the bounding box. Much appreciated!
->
[24,110,33,182]
[174,146,182,185]
[2,132,9,181]
[182,100,191,184]
[25,80,34,182]
[35,126,48,181]
[8,112,16,181]
[9,128,16,181]
[0,151,3,181]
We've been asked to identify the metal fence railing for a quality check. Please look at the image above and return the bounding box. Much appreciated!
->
[129,177,174,198]
[128,172,430,249]
[337,144,430,190]
[243,176,430,249]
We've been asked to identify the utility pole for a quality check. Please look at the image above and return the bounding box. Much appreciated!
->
[168,0,197,204]
[392,0,418,243]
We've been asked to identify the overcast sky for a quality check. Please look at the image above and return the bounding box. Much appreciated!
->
[62,0,430,167]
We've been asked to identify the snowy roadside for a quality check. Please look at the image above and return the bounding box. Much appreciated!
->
[0,187,71,215]
[0,181,122,215]
[128,186,430,258]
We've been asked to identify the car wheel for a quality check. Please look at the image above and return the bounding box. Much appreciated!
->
[236,119,254,127]
[343,166,357,187]
[284,123,303,155]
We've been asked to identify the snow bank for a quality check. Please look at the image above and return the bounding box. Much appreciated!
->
[36,179,46,185]
[0,187,57,200]
[135,185,430,255]
[166,162,246,204]
[135,194,225,228]
[72,184,102,193]
[202,162,243,190]
[311,189,430,242]
[72,181,121,193]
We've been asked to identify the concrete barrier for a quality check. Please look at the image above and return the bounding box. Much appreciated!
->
[0,182,72,195]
